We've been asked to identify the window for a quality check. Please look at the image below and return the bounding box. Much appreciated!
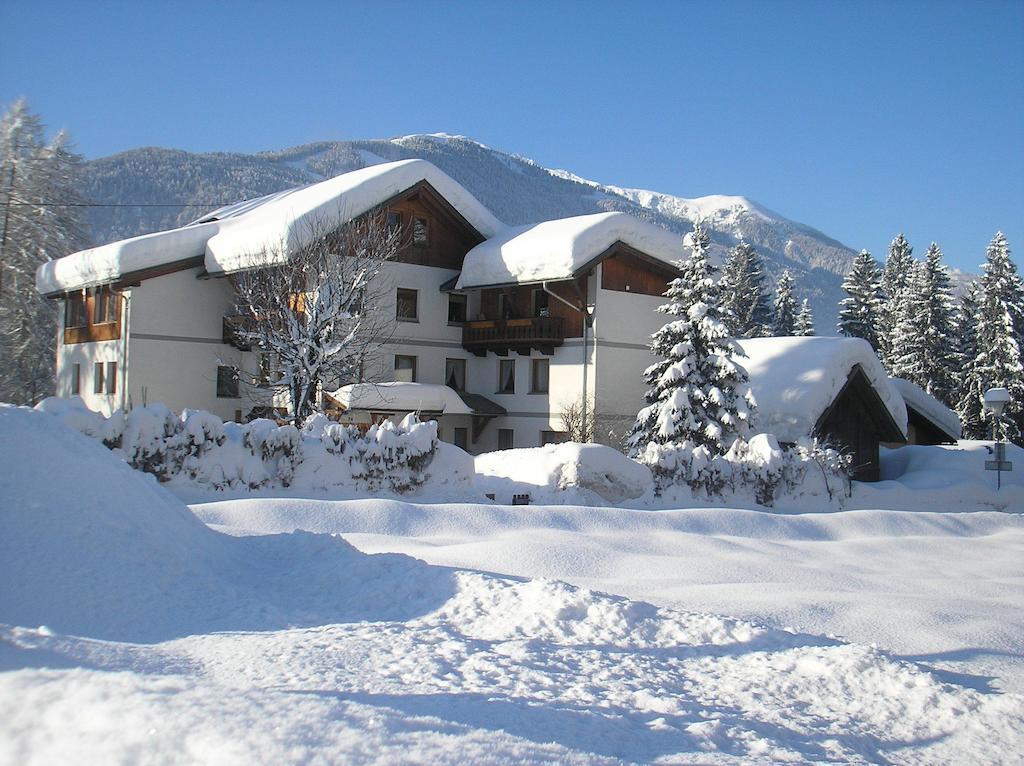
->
[65,293,88,329]
[447,293,467,324]
[71,363,81,395]
[387,210,402,232]
[497,359,515,394]
[498,429,514,450]
[541,430,569,446]
[396,288,418,321]
[532,289,550,318]
[217,365,240,398]
[498,293,514,319]
[106,361,117,395]
[530,358,549,393]
[445,358,466,391]
[394,354,417,382]
[413,216,429,246]
[93,362,104,394]
[453,427,469,451]
[93,286,118,325]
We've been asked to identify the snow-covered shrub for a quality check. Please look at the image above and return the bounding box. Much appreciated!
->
[179,409,227,480]
[120,404,185,480]
[34,396,106,438]
[260,424,303,487]
[349,414,437,493]
[639,432,850,507]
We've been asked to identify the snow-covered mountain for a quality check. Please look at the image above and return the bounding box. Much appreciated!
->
[78,133,859,328]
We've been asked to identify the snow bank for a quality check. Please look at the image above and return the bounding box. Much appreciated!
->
[475,442,653,505]
[737,336,908,442]
[0,405,456,641]
[33,398,475,497]
[36,160,503,294]
[456,211,683,288]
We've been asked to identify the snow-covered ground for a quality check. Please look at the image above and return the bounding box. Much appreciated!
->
[3,404,1023,763]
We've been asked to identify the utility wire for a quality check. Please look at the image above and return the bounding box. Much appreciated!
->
[3,202,233,207]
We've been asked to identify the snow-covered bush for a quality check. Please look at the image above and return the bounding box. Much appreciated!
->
[639,433,850,506]
[33,399,444,495]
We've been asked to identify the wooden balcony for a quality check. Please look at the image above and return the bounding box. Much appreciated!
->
[462,316,564,356]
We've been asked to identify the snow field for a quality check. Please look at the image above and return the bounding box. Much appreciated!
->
[3,405,1023,762]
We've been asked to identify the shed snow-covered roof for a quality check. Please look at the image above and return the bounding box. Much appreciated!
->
[37,160,503,295]
[736,336,908,443]
[456,212,684,289]
[328,382,475,415]
[890,378,962,441]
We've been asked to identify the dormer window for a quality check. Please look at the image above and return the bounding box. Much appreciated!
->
[387,210,402,232]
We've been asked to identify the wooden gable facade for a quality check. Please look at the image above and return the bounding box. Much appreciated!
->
[599,243,679,297]
[383,180,486,270]
[813,364,907,482]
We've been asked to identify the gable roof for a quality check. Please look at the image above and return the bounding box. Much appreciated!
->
[327,382,507,417]
[36,160,503,296]
[736,336,908,443]
[455,212,684,289]
[889,377,962,442]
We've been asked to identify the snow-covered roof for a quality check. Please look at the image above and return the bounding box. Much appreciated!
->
[736,337,908,443]
[37,160,504,295]
[889,378,962,441]
[328,382,474,415]
[456,212,683,289]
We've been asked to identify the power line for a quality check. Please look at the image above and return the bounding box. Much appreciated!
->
[4,202,232,208]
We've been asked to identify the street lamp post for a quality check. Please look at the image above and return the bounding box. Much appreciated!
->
[983,387,1013,490]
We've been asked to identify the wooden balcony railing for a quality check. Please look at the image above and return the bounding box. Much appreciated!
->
[462,316,565,356]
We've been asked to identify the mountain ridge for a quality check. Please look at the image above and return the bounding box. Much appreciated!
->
[77,133,861,329]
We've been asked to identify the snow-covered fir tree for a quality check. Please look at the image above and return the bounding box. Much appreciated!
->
[0,100,89,405]
[837,249,883,351]
[955,281,986,439]
[970,233,1024,442]
[627,223,757,457]
[719,241,772,337]
[794,299,815,336]
[888,244,958,405]
[770,269,798,336]
[878,233,915,369]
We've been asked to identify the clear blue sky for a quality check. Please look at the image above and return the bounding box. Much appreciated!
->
[2,0,1021,273]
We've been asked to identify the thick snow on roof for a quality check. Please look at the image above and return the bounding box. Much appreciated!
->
[330,382,474,415]
[456,212,683,289]
[736,336,908,443]
[890,378,962,441]
[37,160,503,295]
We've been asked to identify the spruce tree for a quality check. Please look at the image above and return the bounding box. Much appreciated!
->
[837,249,883,351]
[956,281,986,438]
[878,233,915,368]
[794,299,815,336]
[770,270,798,336]
[972,233,1024,442]
[627,223,757,457]
[0,100,89,404]
[719,241,772,337]
[888,244,958,404]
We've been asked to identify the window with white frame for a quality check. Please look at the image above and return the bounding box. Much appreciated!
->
[497,359,515,394]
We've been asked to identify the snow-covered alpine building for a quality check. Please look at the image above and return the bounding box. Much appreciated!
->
[36,159,958,472]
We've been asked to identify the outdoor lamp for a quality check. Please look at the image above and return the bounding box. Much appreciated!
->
[983,387,1010,419]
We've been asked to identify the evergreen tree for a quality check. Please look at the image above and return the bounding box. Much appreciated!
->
[770,269,798,335]
[0,100,89,404]
[878,233,915,368]
[888,244,958,404]
[955,281,986,439]
[627,223,756,457]
[837,249,883,351]
[719,241,772,337]
[972,233,1024,442]
[794,299,815,336]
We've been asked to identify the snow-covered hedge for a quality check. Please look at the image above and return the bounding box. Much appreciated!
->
[35,397,457,494]
[638,433,851,506]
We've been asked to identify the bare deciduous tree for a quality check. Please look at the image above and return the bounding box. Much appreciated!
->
[559,394,595,443]
[229,213,400,423]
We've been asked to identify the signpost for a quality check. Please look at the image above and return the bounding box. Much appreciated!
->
[983,388,1013,490]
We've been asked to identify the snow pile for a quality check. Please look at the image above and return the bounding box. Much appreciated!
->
[37,159,503,294]
[891,376,962,440]
[0,404,458,641]
[737,336,907,442]
[638,433,850,507]
[33,398,474,497]
[475,442,652,505]
[456,211,683,288]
